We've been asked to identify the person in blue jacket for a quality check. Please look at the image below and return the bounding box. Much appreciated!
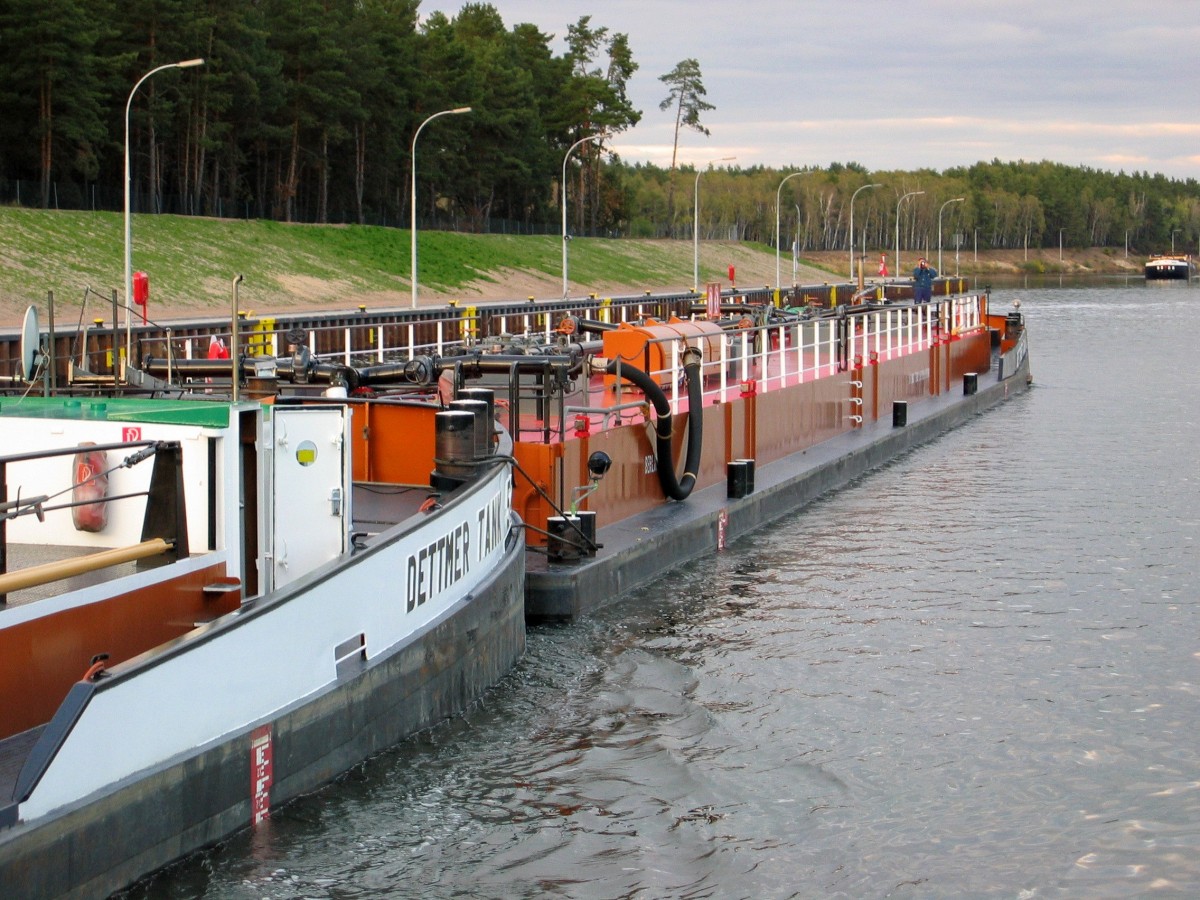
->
[912,257,937,302]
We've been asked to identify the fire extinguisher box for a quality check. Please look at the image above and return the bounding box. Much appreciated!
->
[133,271,149,305]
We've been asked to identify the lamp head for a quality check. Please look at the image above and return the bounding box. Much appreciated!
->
[587,451,612,481]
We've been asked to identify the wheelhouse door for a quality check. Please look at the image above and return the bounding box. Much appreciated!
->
[270,405,350,590]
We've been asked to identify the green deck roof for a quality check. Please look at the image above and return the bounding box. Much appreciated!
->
[0,396,232,428]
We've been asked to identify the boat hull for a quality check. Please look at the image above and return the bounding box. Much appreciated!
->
[527,325,1032,619]
[0,396,525,899]
[0,510,524,899]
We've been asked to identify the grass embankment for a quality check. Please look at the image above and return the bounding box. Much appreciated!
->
[0,208,801,325]
[0,207,1152,326]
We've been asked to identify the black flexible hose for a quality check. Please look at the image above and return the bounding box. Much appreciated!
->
[605,348,703,501]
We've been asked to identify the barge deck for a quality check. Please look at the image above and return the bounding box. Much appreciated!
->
[527,330,1032,620]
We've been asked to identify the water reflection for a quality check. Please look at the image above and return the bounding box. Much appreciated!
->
[971,272,1197,291]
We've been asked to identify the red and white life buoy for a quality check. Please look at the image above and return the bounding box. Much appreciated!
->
[71,443,110,533]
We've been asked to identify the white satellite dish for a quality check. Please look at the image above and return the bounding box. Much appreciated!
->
[20,305,41,381]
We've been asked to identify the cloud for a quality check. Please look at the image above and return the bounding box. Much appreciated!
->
[436,1,1200,179]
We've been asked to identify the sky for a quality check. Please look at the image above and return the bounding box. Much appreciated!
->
[426,0,1200,180]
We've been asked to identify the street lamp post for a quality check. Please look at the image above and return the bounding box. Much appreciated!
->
[794,203,801,284]
[849,182,881,279]
[694,157,735,290]
[937,197,964,272]
[775,170,808,289]
[1171,229,1180,254]
[410,106,472,308]
[894,190,924,280]
[124,57,204,358]
[562,132,608,298]
[1059,228,1065,261]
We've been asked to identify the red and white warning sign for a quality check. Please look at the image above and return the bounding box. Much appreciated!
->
[706,282,721,319]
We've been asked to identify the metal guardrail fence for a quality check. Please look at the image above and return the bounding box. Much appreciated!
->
[0,278,969,388]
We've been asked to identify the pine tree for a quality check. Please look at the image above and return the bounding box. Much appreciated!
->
[0,0,111,208]
[659,58,714,229]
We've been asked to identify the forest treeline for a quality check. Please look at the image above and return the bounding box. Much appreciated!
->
[3,0,1199,255]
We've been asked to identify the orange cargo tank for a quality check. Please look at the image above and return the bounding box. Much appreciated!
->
[601,316,724,388]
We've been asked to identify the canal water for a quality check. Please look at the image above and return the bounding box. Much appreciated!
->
[127,280,1199,898]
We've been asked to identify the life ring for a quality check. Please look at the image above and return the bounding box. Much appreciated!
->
[71,443,110,533]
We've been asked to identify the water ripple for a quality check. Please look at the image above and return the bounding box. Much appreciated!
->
[126,285,1200,899]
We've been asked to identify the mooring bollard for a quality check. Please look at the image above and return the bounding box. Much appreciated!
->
[457,387,496,443]
[448,398,490,459]
[727,459,755,498]
[431,410,476,490]
[547,515,583,562]
[576,510,597,556]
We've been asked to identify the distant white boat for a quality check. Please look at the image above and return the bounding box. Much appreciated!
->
[1144,254,1194,280]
